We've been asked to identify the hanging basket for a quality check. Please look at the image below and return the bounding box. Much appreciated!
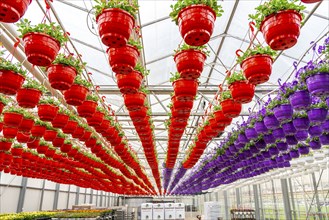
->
[77,100,97,118]
[16,132,30,143]
[220,99,242,118]
[64,84,89,106]
[229,81,255,104]
[108,45,139,74]
[241,54,273,85]
[51,113,69,128]
[116,71,143,94]
[87,111,104,127]
[174,49,206,79]
[124,92,146,111]
[0,0,31,23]
[16,88,42,108]
[96,8,135,47]
[23,32,61,66]
[260,10,302,50]
[38,104,59,122]
[47,64,77,90]
[52,137,64,148]
[306,72,329,97]
[177,4,216,46]
[173,79,198,101]
[0,140,12,151]
[3,126,18,138]
[0,70,25,95]
[62,120,78,134]
[3,112,23,128]
[18,118,34,132]
[31,125,46,137]
[43,130,58,142]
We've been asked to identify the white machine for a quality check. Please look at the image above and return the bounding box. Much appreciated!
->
[141,203,153,220]
[152,203,165,220]
[174,203,185,220]
[164,203,175,220]
[204,201,220,220]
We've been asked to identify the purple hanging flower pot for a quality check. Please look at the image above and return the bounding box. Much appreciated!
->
[255,139,266,150]
[264,115,280,130]
[238,133,248,144]
[243,149,252,158]
[255,121,268,135]
[229,145,238,153]
[234,143,245,151]
[262,151,271,159]
[269,146,279,156]
[286,135,298,145]
[306,72,329,97]
[275,156,284,163]
[256,154,265,162]
[295,130,309,141]
[308,125,323,137]
[272,128,285,139]
[245,128,258,140]
[273,104,293,122]
[282,121,297,135]
[320,133,329,145]
[322,119,329,132]
[298,145,310,155]
[293,117,310,130]
[309,139,321,150]
[264,133,276,144]
[289,90,311,110]
[250,146,259,154]
[290,149,300,158]
[307,108,328,124]
[283,161,291,167]
[276,141,288,151]
[283,153,292,161]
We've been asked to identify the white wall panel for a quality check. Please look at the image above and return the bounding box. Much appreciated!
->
[0,187,20,213]
[57,192,68,210]
[23,189,42,212]
[41,191,55,211]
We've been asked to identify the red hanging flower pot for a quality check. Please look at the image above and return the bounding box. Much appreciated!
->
[213,110,232,127]
[173,79,198,101]
[3,112,23,128]
[51,113,69,128]
[221,99,242,118]
[62,120,78,134]
[16,132,30,143]
[31,125,46,137]
[43,130,57,142]
[37,144,48,154]
[79,131,92,142]
[260,10,302,50]
[174,49,206,79]
[85,138,97,148]
[87,111,104,127]
[0,0,31,23]
[23,32,61,66]
[229,81,255,104]
[0,140,12,151]
[77,100,97,118]
[72,126,85,139]
[47,64,77,90]
[96,8,135,47]
[16,88,42,108]
[241,54,273,85]
[0,70,25,95]
[129,106,148,122]
[18,118,34,132]
[124,92,146,111]
[52,137,65,148]
[11,147,23,156]
[60,143,72,153]
[116,71,143,94]
[108,45,140,74]
[27,138,40,149]
[45,148,56,158]
[38,104,59,122]
[172,96,194,112]
[177,5,216,46]
[64,84,89,106]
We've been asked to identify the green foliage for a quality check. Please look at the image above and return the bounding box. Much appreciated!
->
[293,111,308,119]
[134,63,149,77]
[52,54,86,74]
[64,139,72,145]
[267,98,289,109]
[22,78,47,93]
[236,45,277,64]
[128,39,143,51]
[170,0,224,24]
[17,19,68,45]
[174,43,210,57]
[23,111,35,120]
[227,71,246,85]
[0,137,13,142]
[220,90,232,101]
[0,95,9,105]
[3,106,25,114]
[213,104,222,111]
[39,97,60,106]
[0,56,27,77]
[94,0,139,18]
[249,0,306,29]
[311,101,328,110]
[300,62,329,82]
[139,86,150,94]
[74,75,92,88]
[283,82,307,98]
[13,143,23,148]
[34,119,48,126]
[170,72,181,82]
[86,93,99,102]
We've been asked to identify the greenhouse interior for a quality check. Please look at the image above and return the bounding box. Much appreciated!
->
[0,0,329,219]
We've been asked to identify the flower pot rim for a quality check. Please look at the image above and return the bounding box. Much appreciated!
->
[37,103,59,108]
[22,32,60,48]
[178,4,216,20]
[107,44,140,56]
[18,87,42,94]
[172,78,199,86]
[240,54,273,67]
[115,70,143,78]
[96,7,135,23]
[228,80,254,88]
[305,71,329,81]
[0,69,26,79]
[46,63,78,73]
[260,9,302,31]
[174,49,207,61]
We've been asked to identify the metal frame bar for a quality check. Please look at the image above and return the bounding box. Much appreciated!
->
[16,177,28,213]
[281,179,293,220]
[53,183,60,210]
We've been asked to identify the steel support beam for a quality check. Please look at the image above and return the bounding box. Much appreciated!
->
[288,178,297,220]
[311,172,323,220]
[39,180,46,211]
[253,185,261,220]
[281,179,293,220]
[224,191,229,220]
[53,183,60,210]
[75,187,80,205]
[271,180,279,220]
[90,189,93,204]
[236,188,241,207]
[66,185,71,209]
[16,177,28,213]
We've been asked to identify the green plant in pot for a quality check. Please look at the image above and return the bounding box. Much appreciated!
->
[249,0,306,50]
[17,19,68,66]
[16,78,47,108]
